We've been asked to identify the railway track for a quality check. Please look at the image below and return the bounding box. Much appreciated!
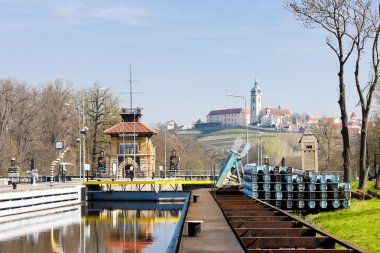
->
[214,191,366,253]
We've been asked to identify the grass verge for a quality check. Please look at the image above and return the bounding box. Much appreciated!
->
[304,182,380,252]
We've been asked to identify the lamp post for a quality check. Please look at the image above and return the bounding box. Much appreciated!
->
[164,120,174,178]
[122,118,125,178]
[260,135,263,166]
[226,94,249,164]
[65,102,84,181]
[81,126,88,181]
[255,133,263,166]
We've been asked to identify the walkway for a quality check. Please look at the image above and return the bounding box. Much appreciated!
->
[180,188,244,253]
[0,180,82,193]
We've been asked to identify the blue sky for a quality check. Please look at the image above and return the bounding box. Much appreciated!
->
[0,0,365,125]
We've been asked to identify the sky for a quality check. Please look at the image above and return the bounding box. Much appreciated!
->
[0,0,368,126]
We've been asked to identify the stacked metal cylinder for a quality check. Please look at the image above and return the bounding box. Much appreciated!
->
[242,165,351,210]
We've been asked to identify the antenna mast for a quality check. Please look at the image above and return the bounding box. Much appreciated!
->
[129,65,133,111]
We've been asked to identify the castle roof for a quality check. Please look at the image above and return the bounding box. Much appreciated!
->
[265,107,291,116]
[251,78,262,94]
[208,108,246,116]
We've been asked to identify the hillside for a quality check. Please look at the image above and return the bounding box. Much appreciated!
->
[177,127,303,167]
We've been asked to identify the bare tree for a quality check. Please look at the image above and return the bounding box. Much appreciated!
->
[286,0,355,182]
[311,118,342,171]
[0,78,78,175]
[84,82,119,175]
[286,0,380,183]
[348,1,380,189]
[368,112,380,188]
[38,79,77,174]
[0,79,41,170]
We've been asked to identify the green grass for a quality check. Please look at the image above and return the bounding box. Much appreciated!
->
[176,130,202,135]
[304,183,380,252]
[351,181,380,193]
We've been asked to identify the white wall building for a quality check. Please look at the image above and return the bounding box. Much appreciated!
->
[207,108,250,126]
[249,78,292,128]
[260,107,292,127]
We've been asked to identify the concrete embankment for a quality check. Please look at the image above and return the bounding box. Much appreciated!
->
[0,181,84,217]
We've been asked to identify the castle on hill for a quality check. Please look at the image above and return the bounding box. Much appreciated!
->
[205,78,361,133]
[206,79,292,129]
[250,79,291,128]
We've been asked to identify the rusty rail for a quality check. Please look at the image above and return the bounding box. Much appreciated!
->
[214,191,367,253]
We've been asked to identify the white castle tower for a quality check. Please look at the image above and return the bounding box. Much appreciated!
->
[250,78,262,125]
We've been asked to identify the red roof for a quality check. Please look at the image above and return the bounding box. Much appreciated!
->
[104,122,157,135]
[208,108,244,116]
[350,112,358,119]
[266,108,291,116]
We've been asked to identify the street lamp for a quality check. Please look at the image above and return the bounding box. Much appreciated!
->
[81,126,89,181]
[164,120,174,178]
[226,94,249,164]
[65,102,85,181]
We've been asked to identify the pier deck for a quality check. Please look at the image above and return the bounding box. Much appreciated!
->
[0,180,82,193]
[180,188,244,253]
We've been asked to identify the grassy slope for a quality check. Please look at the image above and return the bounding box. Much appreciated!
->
[304,182,380,252]
[197,128,280,148]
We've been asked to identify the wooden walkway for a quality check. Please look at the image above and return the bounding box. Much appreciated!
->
[180,188,244,253]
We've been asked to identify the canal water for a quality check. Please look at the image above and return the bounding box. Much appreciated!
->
[0,201,183,253]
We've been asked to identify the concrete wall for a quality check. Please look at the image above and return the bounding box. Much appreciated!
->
[0,186,84,217]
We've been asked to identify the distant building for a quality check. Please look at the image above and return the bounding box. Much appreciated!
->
[348,112,361,134]
[250,78,262,125]
[305,113,361,135]
[260,107,292,127]
[250,78,291,128]
[207,108,250,127]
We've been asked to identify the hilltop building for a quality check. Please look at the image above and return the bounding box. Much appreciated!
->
[250,78,292,128]
[104,108,157,178]
[250,79,262,125]
[206,108,250,127]
[204,78,293,129]
[260,107,292,128]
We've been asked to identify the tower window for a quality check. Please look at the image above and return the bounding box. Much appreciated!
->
[119,143,139,154]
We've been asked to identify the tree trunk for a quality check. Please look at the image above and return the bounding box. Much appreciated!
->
[358,119,368,190]
[338,62,351,182]
[367,189,380,198]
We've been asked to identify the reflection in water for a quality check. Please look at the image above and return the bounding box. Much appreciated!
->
[0,202,181,253]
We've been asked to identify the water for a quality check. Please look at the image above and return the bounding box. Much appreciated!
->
[0,202,182,253]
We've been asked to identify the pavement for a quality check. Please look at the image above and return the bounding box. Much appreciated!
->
[180,188,244,253]
[0,179,83,193]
